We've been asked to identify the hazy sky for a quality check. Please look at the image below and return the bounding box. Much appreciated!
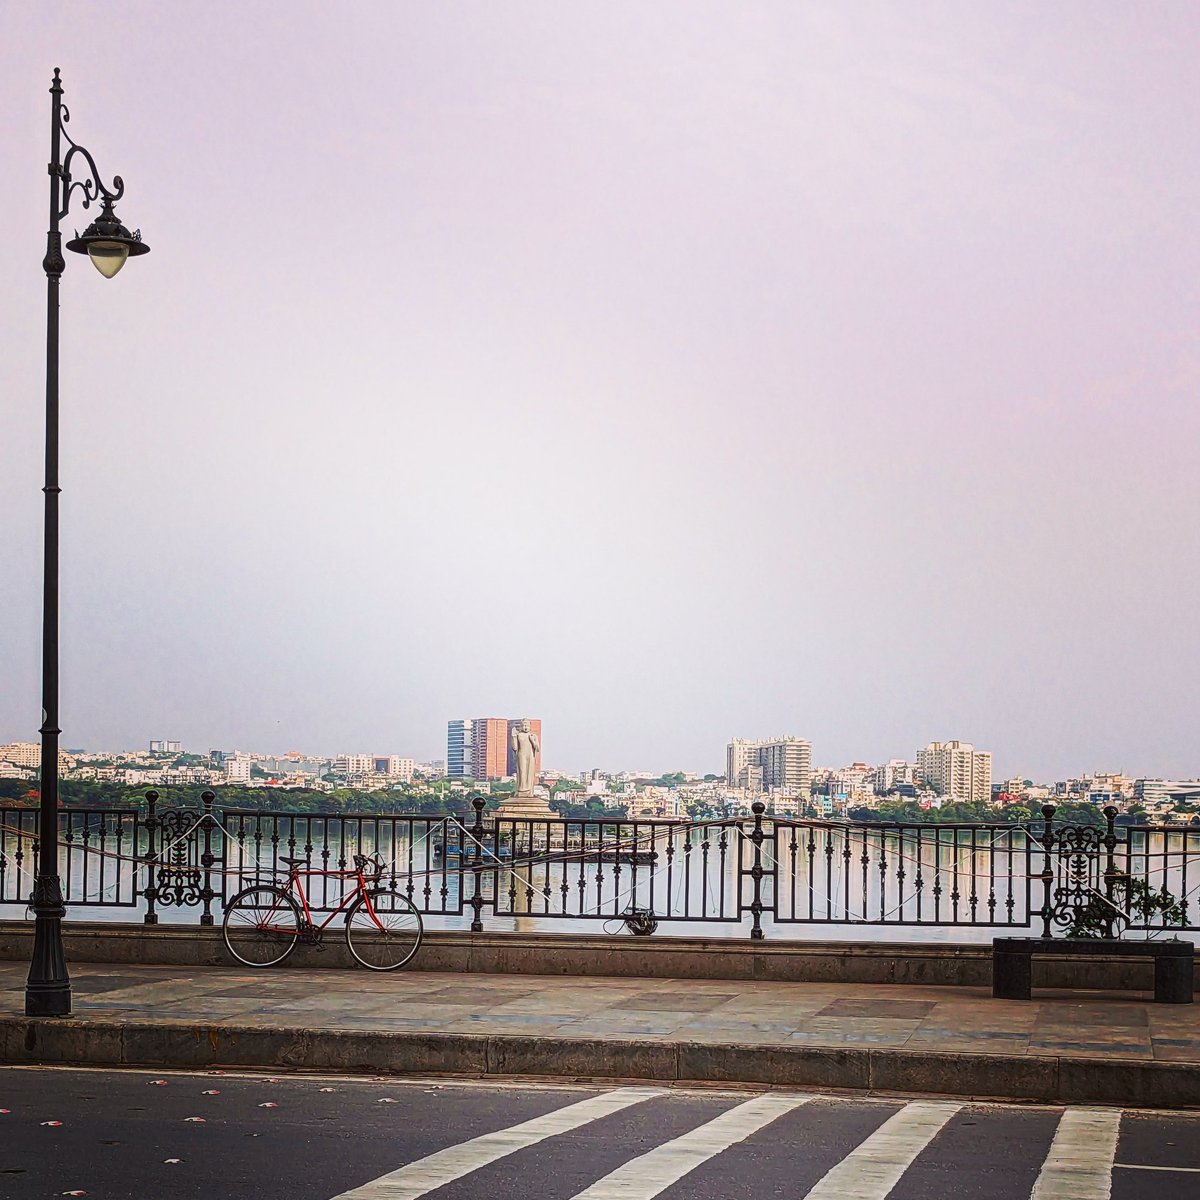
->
[2,2,1197,780]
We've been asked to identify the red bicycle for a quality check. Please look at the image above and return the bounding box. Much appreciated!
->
[221,852,423,970]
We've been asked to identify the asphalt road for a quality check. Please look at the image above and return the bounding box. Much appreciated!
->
[0,1067,1196,1199]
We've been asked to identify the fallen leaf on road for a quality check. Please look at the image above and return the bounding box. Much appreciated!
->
[258,1102,278,1108]
[183,1117,206,1123]
[318,1087,336,1093]
[149,1080,168,1086]
[377,1098,398,1104]
[0,1109,9,1114]
[201,1090,220,1095]
[163,1159,182,1164]
[61,1191,86,1196]
[40,1121,63,1127]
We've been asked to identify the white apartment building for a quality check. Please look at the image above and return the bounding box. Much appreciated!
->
[831,763,872,794]
[764,792,804,817]
[378,756,415,782]
[626,789,684,819]
[224,757,252,784]
[330,754,415,783]
[334,754,374,778]
[915,741,992,805]
[726,739,758,788]
[0,742,75,772]
[726,737,812,794]
[1136,779,1200,805]
[875,760,916,793]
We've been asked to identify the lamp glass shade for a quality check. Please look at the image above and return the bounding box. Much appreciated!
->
[87,241,129,279]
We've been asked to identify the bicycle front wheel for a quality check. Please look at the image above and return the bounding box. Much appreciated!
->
[222,884,301,967]
[345,889,423,970]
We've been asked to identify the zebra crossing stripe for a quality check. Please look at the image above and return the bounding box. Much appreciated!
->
[1116,1164,1200,1173]
[1031,1108,1122,1199]
[567,1092,814,1198]
[329,1087,666,1199]
[802,1100,962,1199]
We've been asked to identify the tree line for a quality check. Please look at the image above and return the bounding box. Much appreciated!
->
[0,778,629,820]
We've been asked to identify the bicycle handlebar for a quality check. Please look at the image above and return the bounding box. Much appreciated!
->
[352,852,386,878]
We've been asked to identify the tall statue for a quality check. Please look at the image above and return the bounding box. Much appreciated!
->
[511,718,540,796]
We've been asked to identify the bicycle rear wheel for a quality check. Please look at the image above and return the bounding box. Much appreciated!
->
[345,889,423,970]
[223,884,301,967]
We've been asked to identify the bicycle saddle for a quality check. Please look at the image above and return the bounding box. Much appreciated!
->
[279,856,307,867]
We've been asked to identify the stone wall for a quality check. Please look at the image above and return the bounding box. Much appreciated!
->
[0,921,1189,991]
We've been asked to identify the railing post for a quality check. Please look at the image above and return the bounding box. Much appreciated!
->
[1102,804,1119,939]
[142,790,159,925]
[468,795,485,933]
[1038,804,1056,938]
[749,801,766,941]
[198,790,216,926]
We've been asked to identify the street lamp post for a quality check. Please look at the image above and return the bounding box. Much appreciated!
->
[27,68,149,1018]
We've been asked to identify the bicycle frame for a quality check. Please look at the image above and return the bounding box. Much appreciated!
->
[259,866,390,935]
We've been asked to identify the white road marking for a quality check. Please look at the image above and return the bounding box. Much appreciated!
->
[1031,1108,1122,1200]
[802,1100,962,1200]
[1115,1163,1200,1173]
[568,1092,813,1198]
[329,1087,665,1199]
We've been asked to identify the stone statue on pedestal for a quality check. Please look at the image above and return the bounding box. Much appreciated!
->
[511,718,540,796]
[495,717,552,819]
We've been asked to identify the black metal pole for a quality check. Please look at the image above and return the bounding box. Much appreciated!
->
[26,67,71,1018]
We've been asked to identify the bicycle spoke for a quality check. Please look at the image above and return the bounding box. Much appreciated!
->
[346,890,422,970]
[222,885,301,967]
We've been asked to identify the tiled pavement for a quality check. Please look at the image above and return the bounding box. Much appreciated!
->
[1,960,1196,1064]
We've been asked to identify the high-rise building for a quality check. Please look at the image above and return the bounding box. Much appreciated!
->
[726,736,812,793]
[759,737,812,791]
[449,717,542,782]
[915,741,992,804]
[726,739,758,788]
[471,718,510,781]
[447,720,474,778]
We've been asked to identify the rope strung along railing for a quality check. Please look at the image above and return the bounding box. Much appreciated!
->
[1,793,1197,938]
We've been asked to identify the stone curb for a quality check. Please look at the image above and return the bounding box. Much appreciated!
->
[2,1017,1196,1108]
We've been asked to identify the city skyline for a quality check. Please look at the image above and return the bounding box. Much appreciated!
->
[2,5,1197,784]
[1,726,1192,789]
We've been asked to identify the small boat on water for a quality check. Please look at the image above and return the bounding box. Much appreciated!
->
[432,843,511,862]
[433,843,657,867]
[529,849,659,867]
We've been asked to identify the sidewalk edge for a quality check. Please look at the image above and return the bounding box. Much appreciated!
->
[2,1017,1196,1108]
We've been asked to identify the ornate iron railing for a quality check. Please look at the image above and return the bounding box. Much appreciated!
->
[1,805,139,909]
[1,796,1197,938]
